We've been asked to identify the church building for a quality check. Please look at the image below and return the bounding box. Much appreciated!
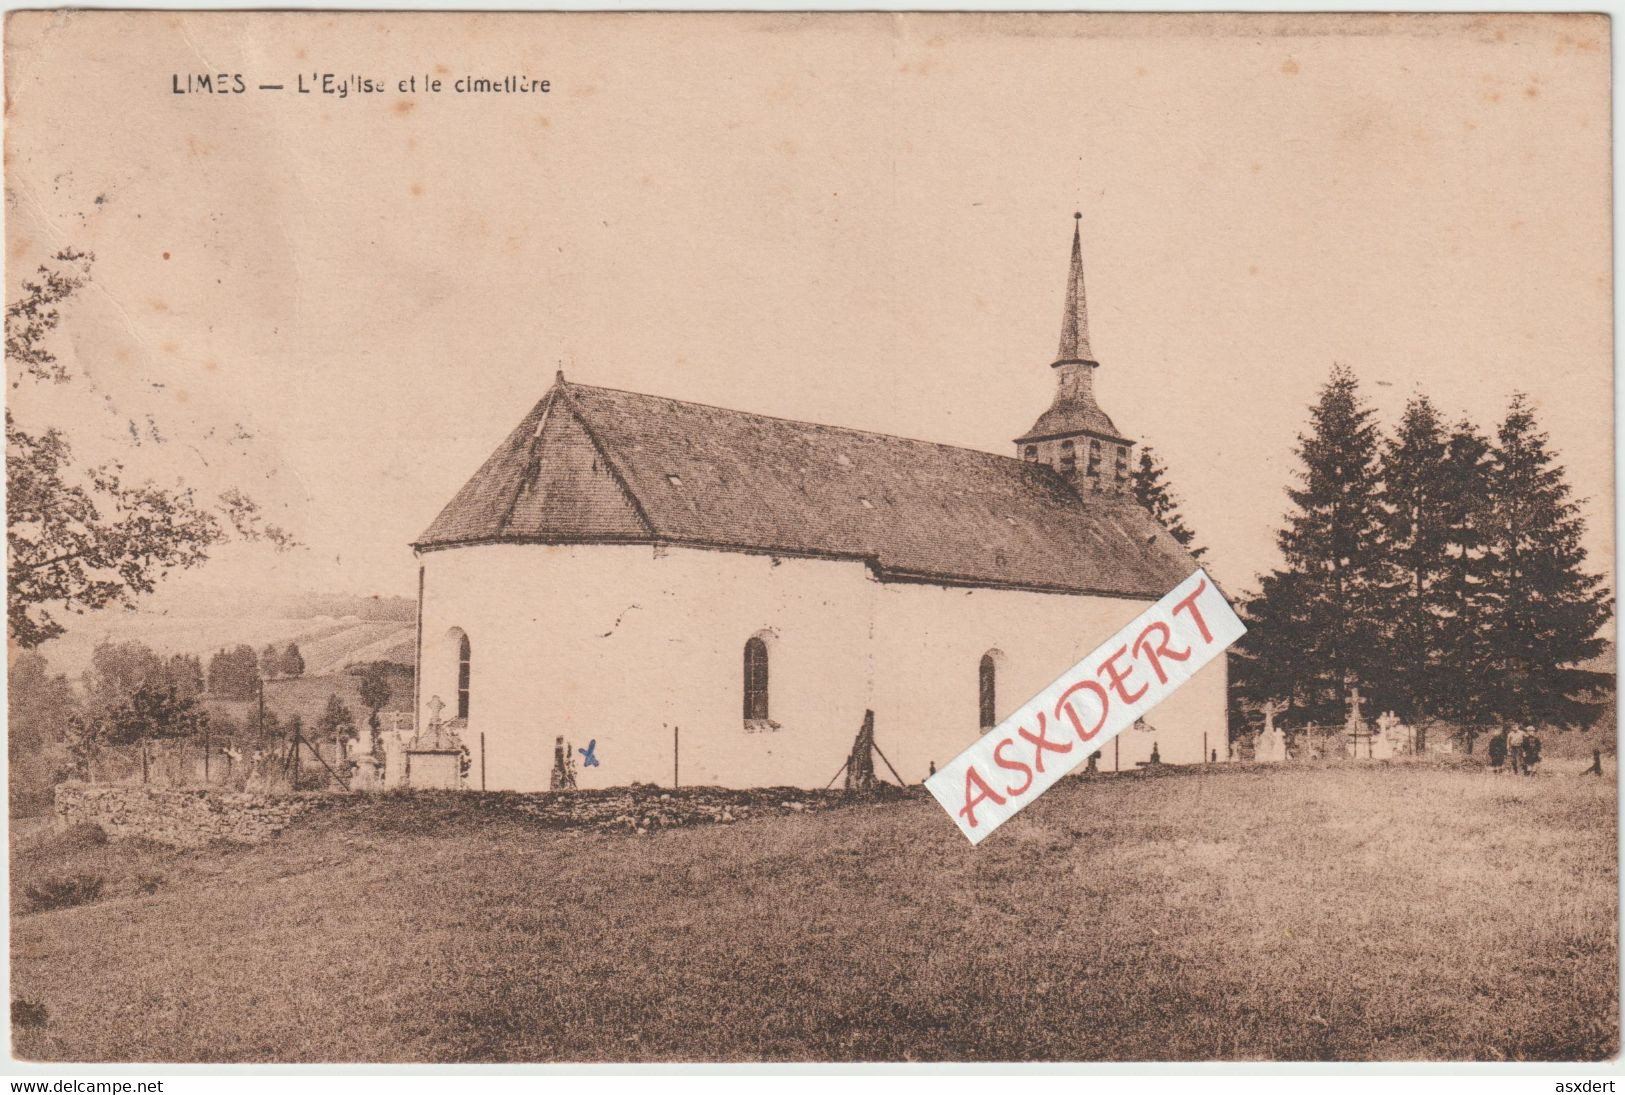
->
[412,218,1222,790]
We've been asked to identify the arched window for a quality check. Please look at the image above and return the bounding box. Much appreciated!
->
[456,633,471,720]
[978,653,997,729]
[743,637,769,721]
[1023,445,1038,462]
[1115,444,1129,486]
[1087,439,1102,477]
[1059,440,1076,473]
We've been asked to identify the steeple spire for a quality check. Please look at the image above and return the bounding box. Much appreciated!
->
[1016,213,1132,495]
[1055,212,1094,365]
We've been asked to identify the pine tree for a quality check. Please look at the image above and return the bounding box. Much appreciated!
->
[1435,417,1495,729]
[1131,446,1205,559]
[281,641,305,679]
[317,694,356,744]
[1375,395,1455,718]
[1236,365,1386,721]
[1231,569,1317,718]
[1478,394,1612,727]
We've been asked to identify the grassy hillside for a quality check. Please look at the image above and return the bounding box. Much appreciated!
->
[10,762,1617,1062]
[203,668,415,737]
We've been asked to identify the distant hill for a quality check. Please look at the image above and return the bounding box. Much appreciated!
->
[274,592,416,623]
[135,587,417,624]
[29,588,417,684]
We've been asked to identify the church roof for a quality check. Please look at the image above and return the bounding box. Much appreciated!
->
[414,377,1196,599]
[1017,396,1127,445]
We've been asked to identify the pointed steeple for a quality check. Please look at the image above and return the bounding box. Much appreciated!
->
[1015,213,1132,495]
[1055,212,1094,365]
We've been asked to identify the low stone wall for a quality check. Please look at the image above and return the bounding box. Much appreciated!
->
[329,782,920,836]
[499,783,914,834]
[53,783,319,848]
[51,780,922,847]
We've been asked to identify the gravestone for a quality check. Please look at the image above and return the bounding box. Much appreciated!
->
[1367,711,1396,760]
[1255,700,1288,763]
[1344,686,1378,759]
[402,695,467,789]
[1376,711,1411,758]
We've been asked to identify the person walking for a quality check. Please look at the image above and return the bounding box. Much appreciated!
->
[1488,730,1508,772]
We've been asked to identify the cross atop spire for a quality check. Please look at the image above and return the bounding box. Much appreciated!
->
[1055,212,1095,366]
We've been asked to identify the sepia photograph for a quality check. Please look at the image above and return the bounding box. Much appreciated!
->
[2,9,1617,1068]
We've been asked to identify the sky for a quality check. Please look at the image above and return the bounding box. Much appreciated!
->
[5,11,1613,610]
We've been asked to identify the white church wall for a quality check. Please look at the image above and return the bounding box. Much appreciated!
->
[418,542,876,791]
[419,542,1229,792]
[867,580,1229,781]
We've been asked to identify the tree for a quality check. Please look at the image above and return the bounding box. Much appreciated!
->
[207,644,260,700]
[1477,394,1612,726]
[96,685,207,747]
[281,642,306,679]
[1231,569,1318,723]
[7,415,219,648]
[357,666,392,732]
[1235,365,1386,721]
[9,651,79,803]
[1374,395,1458,718]
[82,640,167,717]
[74,640,209,755]
[6,249,294,648]
[1131,446,1205,559]
[260,643,282,681]
[317,694,357,744]
[165,653,206,701]
[10,652,78,758]
[1435,417,1496,729]
[67,646,207,774]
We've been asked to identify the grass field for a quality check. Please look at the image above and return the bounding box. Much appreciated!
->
[10,762,1617,1062]
[201,668,415,737]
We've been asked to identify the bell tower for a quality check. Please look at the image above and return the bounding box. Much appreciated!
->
[1015,213,1133,494]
